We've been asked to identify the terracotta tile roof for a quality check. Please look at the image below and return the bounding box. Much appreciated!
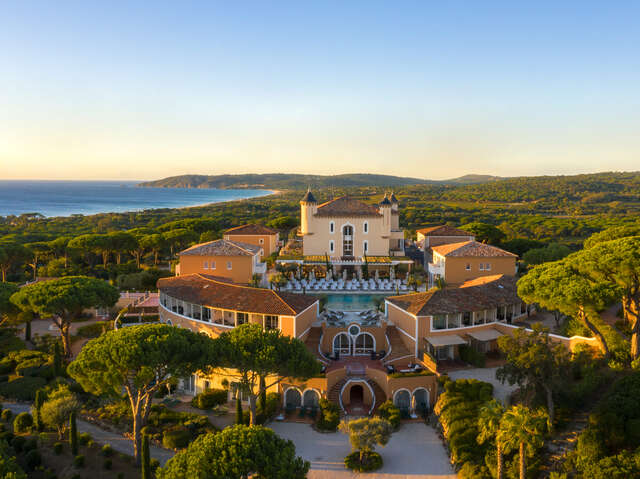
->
[315,196,381,217]
[178,239,262,257]
[431,240,517,258]
[158,274,318,315]
[386,275,519,316]
[416,225,473,237]
[224,224,279,235]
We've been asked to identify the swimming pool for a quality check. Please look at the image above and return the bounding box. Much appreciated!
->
[312,293,389,311]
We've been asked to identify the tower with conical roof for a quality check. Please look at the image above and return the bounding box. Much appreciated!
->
[379,193,392,230]
[300,188,317,235]
[390,192,400,230]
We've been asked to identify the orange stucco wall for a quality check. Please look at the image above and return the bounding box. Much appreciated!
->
[295,304,319,339]
[223,233,278,257]
[178,254,255,284]
[443,256,516,285]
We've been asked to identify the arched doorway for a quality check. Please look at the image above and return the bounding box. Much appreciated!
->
[333,333,351,356]
[303,389,320,408]
[285,388,301,408]
[350,384,364,405]
[413,388,429,416]
[343,225,354,256]
[354,332,375,355]
[394,389,411,413]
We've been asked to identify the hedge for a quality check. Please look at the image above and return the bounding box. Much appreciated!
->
[377,400,401,429]
[0,376,47,401]
[344,451,383,472]
[162,426,191,449]
[190,389,228,410]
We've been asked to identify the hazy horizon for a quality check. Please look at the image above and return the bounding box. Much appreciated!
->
[2,1,639,180]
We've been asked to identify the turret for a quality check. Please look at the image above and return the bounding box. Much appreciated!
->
[300,188,317,235]
[379,194,392,229]
[390,192,399,230]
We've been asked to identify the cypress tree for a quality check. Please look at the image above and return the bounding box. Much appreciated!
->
[70,410,78,455]
[34,389,45,431]
[259,376,267,413]
[141,434,151,479]
[235,396,243,425]
[53,341,63,377]
[25,320,31,342]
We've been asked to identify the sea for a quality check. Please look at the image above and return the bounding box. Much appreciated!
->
[0,180,272,218]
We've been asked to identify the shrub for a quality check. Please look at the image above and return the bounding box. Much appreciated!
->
[256,392,280,425]
[101,443,114,456]
[316,399,340,432]
[1,409,12,422]
[103,458,113,470]
[53,442,63,454]
[13,412,33,433]
[76,321,113,338]
[190,388,228,410]
[344,451,383,472]
[25,449,42,469]
[0,376,47,401]
[0,431,14,443]
[73,454,85,468]
[162,426,191,449]
[78,432,92,446]
[459,344,486,367]
[0,375,8,383]
[11,435,26,452]
[23,437,38,452]
[41,386,80,439]
[150,458,160,471]
[377,400,401,429]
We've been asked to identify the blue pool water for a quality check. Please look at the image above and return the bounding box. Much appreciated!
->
[315,293,389,311]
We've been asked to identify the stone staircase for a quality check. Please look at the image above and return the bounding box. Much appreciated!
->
[383,325,412,364]
[366,378,387,413]
[304,327,329,364]
[328,378,347,406]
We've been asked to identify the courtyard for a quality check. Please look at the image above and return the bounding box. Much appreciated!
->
[270,422,456,479]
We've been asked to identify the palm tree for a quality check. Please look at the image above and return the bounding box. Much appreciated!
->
[497,405,549,479]
[477,399,505,479]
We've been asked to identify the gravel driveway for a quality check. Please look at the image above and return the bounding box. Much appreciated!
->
[448,366,516,404]
[270,422,456,479]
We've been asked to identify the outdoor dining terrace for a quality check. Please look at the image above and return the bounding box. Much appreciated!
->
[284,276,410,293]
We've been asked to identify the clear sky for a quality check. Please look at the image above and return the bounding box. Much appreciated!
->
[1,1,639,180]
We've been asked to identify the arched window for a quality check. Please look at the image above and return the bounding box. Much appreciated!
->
[285,388,302,408]
[302,389,320,408]
[330,221,335,234]
[354,332,375,355]
[394,390,411,411]
[363,221,368,233]
[363,240,368,253]
[329,240,335,253]
[333,333,351,356]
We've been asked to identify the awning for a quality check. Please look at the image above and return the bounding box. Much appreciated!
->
[466,329,503,342]
[425,334,467,347]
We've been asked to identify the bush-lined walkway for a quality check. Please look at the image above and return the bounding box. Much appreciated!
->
[4,402,175,465]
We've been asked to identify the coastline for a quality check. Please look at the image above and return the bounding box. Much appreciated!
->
[0,181,278,219]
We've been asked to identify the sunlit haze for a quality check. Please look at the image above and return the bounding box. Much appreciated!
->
[1,1,639,180]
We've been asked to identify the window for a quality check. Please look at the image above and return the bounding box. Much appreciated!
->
[433,315,446,330]
[465,263,471,271]
[227,261,232,270]
[329,240,334,253]
[202,308,211,322]
[333,333,351,355]
[259,238,264,244]
[462,311,472,326]
[354,333,375,355]
[343,225,353,256]
[448,313,461,328]
[485,263,491,271]
[330,221,335,233]
[363,222,368,233]
[236,312,248,326]
[203,261,209,269]
[211,261,216,270]
[264,315,278,330]
[363,240,368,253]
